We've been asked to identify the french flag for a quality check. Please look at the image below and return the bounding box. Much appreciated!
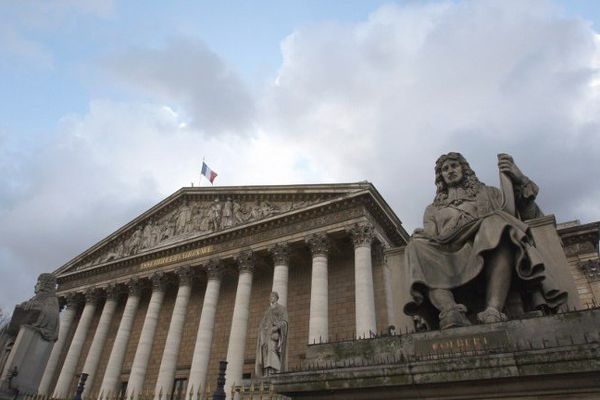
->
[201,161,218,184]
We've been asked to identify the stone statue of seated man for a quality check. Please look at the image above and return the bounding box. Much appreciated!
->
[403,153,567,330]
[0,273,59,392]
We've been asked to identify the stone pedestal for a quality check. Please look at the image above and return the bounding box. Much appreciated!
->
[0,326,54,394]
[528,214,583,310]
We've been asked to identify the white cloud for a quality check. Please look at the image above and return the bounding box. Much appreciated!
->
[262,0,600,228]
[105,37,255,135]
[2,0,600,309]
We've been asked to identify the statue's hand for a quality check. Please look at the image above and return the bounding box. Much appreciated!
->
[497,153,526,185]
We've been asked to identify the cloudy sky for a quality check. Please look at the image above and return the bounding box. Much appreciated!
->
[1,0,600,310]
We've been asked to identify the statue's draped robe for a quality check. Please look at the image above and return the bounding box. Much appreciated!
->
[404,180,567,326]
[0,289,59,376]
[20,291,60,342]
[255,303,288,377]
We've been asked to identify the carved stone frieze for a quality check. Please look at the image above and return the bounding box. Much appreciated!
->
[75,196,322,271]
[270,242,290,265]
[57,202,365,291]
[348,222,375,248]
[306,233,330,257]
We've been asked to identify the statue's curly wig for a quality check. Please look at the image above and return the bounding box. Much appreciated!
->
[433,152,483,206]
[37,273,57,292]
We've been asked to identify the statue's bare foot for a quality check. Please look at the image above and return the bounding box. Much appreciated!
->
[477,307,508,324]
[439,304,471,329]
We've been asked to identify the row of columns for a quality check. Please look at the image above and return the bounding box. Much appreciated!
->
[40,222,381,399]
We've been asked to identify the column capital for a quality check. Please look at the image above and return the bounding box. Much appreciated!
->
[61,292,81,310]
[175,266,194,287]
[269,242,290,265]
[127,278,143,297]
[348,222,375,248]
[151,271,167,292]
[306,233,330,257]
[236,250,256,273]
[84,288,101,305]
[104,284,120,301]
[206,258,224,280]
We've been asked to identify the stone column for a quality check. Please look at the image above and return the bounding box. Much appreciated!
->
[127,272,167,399]
[53,289,99,399]
[81,285,120,398]
[270,242,290,307]
[154,267,193,399]
[38,294,79,396]
[187,260,223,399]
[99,279,142,397]
[381,252,396,329]
[306,233,330,344]
[349,222,377,338]
[224,251,255,399]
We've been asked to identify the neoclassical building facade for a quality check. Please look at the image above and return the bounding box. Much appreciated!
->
[39,183,411,399]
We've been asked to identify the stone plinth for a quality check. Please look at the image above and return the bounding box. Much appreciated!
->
[528,214,583,310]
[0,326,54,394]
[271,309,600,399]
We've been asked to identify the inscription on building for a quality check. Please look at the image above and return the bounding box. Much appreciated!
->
[414,330,508,355]
[139,245,214,270]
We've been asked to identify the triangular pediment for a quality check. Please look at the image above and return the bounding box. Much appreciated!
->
[55,183,386,276]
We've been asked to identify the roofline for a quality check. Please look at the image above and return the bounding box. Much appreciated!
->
[557,221,600,236]
[54,181,405,275]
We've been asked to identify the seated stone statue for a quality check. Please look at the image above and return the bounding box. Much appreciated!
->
[404,153,567,330]
[0,273,59,389]
[13,273,59,342]
[255,292,288,377]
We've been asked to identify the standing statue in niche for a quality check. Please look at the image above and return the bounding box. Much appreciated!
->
[404,153,567,330]
[255,292,288,377]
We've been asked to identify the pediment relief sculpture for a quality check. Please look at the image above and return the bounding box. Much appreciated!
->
[74,197,319,271]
